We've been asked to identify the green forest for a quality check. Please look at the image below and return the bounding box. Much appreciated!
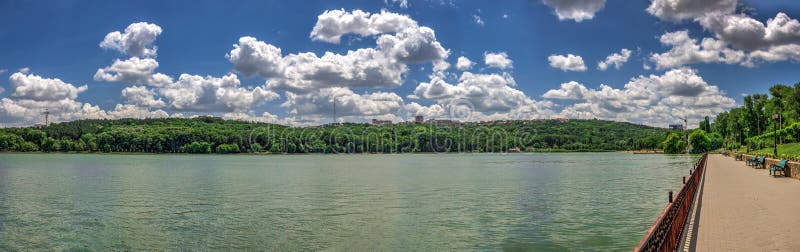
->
[0,117,669,154]
[698,82,800,160]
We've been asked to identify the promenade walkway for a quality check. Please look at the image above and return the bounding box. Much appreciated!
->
[692,154,800,251]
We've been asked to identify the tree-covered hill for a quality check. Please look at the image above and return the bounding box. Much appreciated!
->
[0,117,668,154]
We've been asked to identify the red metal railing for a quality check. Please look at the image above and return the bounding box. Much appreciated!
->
[633,153,708,252]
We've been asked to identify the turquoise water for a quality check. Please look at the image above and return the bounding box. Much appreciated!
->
[0,153,695,251]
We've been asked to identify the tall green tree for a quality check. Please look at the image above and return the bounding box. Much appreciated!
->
[662,132,686,154]
[753,94,769,135]
[689,129,712,153]
[700,116,711,133]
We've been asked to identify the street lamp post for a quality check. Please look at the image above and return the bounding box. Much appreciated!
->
[745,127,750,153]
[773,113,779,157]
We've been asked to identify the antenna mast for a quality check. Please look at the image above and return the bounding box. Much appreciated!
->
[332,96,337,125]
[679,116,688,153]
[43,109,51,126]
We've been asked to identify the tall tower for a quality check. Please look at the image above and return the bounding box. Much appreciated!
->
[679,117,689,153]
[332,96,337,125]
[43,109,51,126]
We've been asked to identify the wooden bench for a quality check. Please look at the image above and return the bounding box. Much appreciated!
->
[770,160,789,176]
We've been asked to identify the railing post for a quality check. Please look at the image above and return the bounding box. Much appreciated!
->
[668,191,673,203]
[683,176,686,184]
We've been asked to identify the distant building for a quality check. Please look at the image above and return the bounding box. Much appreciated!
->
[372,119,393,126]
[669,124,684,130]
[427,119,460,126]
[415,115,424,123]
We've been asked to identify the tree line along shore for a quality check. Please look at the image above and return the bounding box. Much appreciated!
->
[0,117,668,154]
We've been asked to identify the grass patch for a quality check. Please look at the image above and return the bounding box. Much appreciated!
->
[749,142,800,161]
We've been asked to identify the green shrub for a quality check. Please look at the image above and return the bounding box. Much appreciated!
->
[216,143,240,154]
[182,141,212,153]
[250,143,263,153]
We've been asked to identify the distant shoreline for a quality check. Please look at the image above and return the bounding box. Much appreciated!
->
[0,150,650,155]
[0,117,668,155]
[623,150,665,154]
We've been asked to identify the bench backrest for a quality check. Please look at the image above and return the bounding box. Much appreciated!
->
[779,160,788,167]
[759,156,765,162]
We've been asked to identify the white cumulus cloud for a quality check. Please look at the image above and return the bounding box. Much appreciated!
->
[309,9,418,44]
[159,73,279,112]
[1,71,107,126]
[646,2,800,68]
[281,87,404,122]
[548,54,587,72]
[222,111,279,123]
[94,57,173,86]
[100,22,162,57]
[542,0,606,22]
[121,86,166,108]
[412,72,553,118]
[699,12,800,51]
[748,44,800,64]
[484,52,513,69]
[9,72,87,101]
[650,30,745,69]
[229,10,448,94]
[597,48,632,70]
[646,0,736,22]
[456,56,475,71]
[543,68,736,126]
[106,104,170,120]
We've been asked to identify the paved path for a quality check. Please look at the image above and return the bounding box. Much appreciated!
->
[694,154,800,251]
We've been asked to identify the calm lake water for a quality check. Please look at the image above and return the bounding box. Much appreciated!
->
[0,153,696,251]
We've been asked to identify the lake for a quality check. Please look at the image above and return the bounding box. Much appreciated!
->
[0,153,696,251]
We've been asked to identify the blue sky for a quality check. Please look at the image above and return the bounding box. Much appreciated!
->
[1,0,799,127]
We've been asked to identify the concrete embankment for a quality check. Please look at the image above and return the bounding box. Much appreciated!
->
[693,154,800,251]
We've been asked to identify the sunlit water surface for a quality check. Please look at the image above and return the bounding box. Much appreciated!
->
[0,153,696,251]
